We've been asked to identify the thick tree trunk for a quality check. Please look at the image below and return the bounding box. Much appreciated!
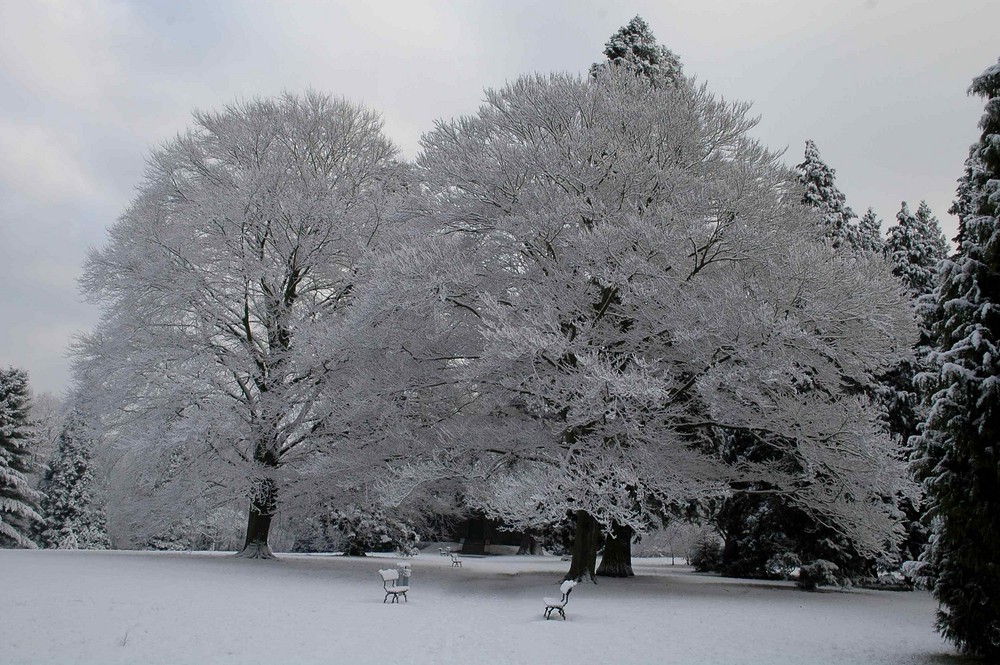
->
[597,522,635,577]
[565,510,601,582]
[236,476,277,559]
[517,530,541,555]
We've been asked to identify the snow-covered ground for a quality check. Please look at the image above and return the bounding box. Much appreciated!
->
[0,549,959,664]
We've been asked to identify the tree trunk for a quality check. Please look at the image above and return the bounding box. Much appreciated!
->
[517,530,541,555]
[597,522,635,577]
[236,476,277,559]
[565,510,601,582]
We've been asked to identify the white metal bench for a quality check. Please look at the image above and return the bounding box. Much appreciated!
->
[379,569,409,604]
[450,552,463,567]
[543,580,577,620]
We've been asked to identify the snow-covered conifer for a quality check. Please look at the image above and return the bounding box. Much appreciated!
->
[875,202,947,564]
[37,412,109,549]
[589,16,682,86]
[0,367,41,548]
[796,140,857,249]
[886,201,949,297]
[915,57,1000,658]
[854,207,885,254]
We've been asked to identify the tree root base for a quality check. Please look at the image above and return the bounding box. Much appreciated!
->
[234,543,276,559]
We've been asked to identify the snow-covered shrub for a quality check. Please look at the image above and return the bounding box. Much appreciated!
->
[690,534,723,572]
[900,560,934,590]
[330,506,419,556]
[766,552,801,580]
[796,559,842,591]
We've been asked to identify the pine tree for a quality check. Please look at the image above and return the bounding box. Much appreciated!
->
[886,201,949,297]
[0,367,41,548]
[37,412,109,549]
[854,207,885,254]
[880,200,948,562]
[915,58,1000,658]
[590,15,683,86]
[796,140,857,249]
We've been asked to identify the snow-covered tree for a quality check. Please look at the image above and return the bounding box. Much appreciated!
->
[365,68,916,581]
[74,91,404,558]
[27,391,63,489]
[877,201,949,563]
[915,58,1000,659]
[796,140,857,249]
[886,201,949,297]
[37,412,109,549]
[0,367,42,548]
[590,15,683,86]
[854,207,884,254]
[882,200,949,446]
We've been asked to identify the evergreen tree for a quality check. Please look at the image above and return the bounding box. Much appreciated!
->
[37,412,109,549]
[915,57,1000,658]
[886,201,949,297]
[796,140,857,249]
[0,367,41,548]
[880,200,948,562]
[854,207,885,254]
[590,15,683,86]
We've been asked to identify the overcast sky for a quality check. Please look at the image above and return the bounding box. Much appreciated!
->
[1,0,997,396]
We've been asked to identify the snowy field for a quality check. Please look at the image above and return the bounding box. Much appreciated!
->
[0,549,961,665]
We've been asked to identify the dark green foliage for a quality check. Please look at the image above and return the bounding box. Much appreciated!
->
[915,57,1000,658]
[37,413,109,549]
[714,493,868,580]
[590,15,683,86]
[0,367,41,548]
[711,430,871,581]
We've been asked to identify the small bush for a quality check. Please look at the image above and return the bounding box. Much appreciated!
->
[766,552,801,580]
[689,535,723,572]
[797,559,841,591]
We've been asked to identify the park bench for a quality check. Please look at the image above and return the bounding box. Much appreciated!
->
[379,569,409,604]
[438,547,451,556]
[543,580,577,620]
[450,552,463,567]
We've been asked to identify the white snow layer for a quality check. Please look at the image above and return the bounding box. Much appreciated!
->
[0,549,956,664]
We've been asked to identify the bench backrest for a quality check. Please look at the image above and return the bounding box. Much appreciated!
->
[559,580,577,600]
[379,569,399,583]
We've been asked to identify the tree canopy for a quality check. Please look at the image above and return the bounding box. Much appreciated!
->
[360,68,917,579]
[74,91,404,557]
